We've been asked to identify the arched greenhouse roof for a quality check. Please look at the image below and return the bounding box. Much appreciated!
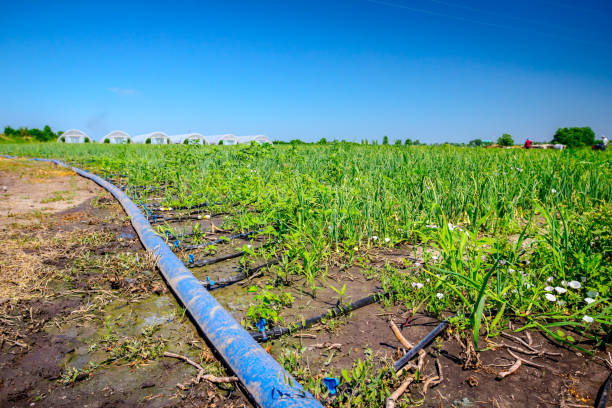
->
[57,129,90,143]
[168,133,207,145]
[132,131,170,144]
[237,135,272,145]
[100,130,132,144]
[204,134,239,145]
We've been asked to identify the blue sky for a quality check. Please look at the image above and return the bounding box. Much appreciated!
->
[1,1,611,143]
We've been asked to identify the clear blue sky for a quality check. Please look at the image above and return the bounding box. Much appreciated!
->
[1,1,611,143]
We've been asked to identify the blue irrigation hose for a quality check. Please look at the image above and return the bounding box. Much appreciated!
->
[10,157,321,408]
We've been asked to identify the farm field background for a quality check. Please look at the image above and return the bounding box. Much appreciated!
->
[1,142,611,406]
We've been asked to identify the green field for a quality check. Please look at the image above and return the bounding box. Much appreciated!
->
[2,142,611,404]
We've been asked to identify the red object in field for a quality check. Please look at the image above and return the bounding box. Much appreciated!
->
[524,139,532,149]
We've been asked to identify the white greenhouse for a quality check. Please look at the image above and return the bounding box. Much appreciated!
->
[237,135,272,145]
[57,129,91,143]
[204,134,239,145]
[169,133,207,145]
[132,132,170,145]
[100,130,131,144]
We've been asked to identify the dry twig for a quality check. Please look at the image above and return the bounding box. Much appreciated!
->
[163,351,238,389]
[386,377,414,408]
[496,359,522,379]
[507,350,555,373]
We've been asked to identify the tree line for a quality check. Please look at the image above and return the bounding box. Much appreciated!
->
[3,126,62,142]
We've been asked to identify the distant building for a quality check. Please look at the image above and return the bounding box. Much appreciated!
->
[168,133,208,145]
[132,131,170,144]
[204,134,239,145]
[101,130,131,144]
[236,135,272,145]
[57,129,90,143]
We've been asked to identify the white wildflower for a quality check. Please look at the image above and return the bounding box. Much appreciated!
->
[500,259,507,265]
[436,293,444,300]
[546,276,554,283]
[371,236,378,241]
[411,282,424,289]
[568,281,581,289]
[554,287,567,294]
[586,290,599,298]
[557,300,566,306]
[582,315,594,323]
[561,280,567,286]
[584,297,595,304]
[447,223,456,231]
[204,214,211,219]
[544,286,554,291]
[545,293,556,302]
[384,237,390,243]
[509,268,515,274]
[551,189,557,193]
[431,255,438,261]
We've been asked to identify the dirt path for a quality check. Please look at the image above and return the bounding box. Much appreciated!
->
[0,158,248,407]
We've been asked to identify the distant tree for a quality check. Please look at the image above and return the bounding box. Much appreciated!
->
[468,138,483,147]
[382,135,389,145]
[413,139,421,145]
[404,138,413,145]
[3,126,16,136]
[552,127,595,148]
[394,139,402,146]
[289,139,305,145]
[497,133,514,146]
[364,139,369,145]
[318,137,328,144]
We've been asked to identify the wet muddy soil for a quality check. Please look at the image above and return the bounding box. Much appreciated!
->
[2,157,610,408]
[0,158,248,408]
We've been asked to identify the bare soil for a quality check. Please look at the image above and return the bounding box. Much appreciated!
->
[2,157,610,408]
[0,158,248,408]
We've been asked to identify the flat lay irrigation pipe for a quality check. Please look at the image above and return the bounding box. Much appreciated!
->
[5,156,322,408]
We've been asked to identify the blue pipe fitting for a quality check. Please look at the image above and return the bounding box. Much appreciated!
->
[323,377,339,395]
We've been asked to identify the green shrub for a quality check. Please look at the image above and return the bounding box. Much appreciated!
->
[104,138,110,144]
[145,138,151,144]
[498,133,514,146]
[553,127,595,148]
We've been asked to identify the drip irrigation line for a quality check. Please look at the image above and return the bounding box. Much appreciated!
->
[6,156,321,408]
[392,318,451,373]
[250,291,390,342]
[596,371,612,408]
[150,212,229,224]
[186,241,276,268]
[149,201,217,211]
[181,229,263,251]
[188,251,245,267]
[202,259,279,290]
